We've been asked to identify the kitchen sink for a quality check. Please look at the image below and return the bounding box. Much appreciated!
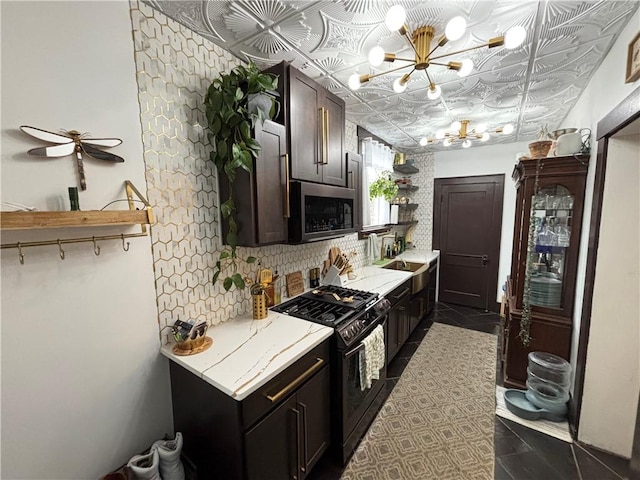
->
[382,260,429,294]
[382,261,425,272]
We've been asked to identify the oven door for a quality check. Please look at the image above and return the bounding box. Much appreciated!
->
[340,316,387,439]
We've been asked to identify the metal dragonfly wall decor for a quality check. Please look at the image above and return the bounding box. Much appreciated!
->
[20,125,124,190]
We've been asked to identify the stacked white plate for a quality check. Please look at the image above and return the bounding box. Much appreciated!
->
[530,274,562,307]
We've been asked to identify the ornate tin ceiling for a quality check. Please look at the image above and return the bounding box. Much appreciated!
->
[145,1,638,152]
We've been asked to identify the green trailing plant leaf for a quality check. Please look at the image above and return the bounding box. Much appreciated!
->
[246,256,257,264]
[369,170,399,203]
[205,62,279,291]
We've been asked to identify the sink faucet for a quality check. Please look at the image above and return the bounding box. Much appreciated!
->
[399,256,408,269]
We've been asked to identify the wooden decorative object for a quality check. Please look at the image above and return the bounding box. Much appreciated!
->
[528,140,552,158]
[252,292,268,320]
[286,271,304,297]
[172,336,213,356]
[625,32,640,84]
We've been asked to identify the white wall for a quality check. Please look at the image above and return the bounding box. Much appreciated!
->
[434,140,532,302]
[578,132,639,457]
[1,2,172,478]
[559,7,640,456]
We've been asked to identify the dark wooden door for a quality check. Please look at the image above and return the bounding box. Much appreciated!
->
[322,91,346,186]
[347,152,362,231]
[245,395,298,480]
[433,175,504,310]
[289,68,321,183]
[296,366,330,478]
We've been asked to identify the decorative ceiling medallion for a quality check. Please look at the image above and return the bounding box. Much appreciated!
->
[316,57,346,73]
[313,11,377,56]
[317,75,342,91]
[239,51,279,70]
[337,0,377,15]
[225,1,311,52]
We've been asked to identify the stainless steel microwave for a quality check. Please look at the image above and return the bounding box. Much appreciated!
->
[288,181,356,243]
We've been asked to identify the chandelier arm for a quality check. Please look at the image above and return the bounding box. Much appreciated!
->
[366,63,416,81]
[429,42,496,61]
[402,31,419,57]
[429,61,455,67]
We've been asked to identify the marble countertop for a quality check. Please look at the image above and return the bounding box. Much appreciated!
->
[161,249,440,402]
[160,312,332,401]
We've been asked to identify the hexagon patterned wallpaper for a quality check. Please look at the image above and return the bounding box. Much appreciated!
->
[130,1,433,341]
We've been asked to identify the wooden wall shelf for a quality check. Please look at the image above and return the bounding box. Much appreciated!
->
[0,209,151,230]
[393,164,419,174]
[0,181,153,263]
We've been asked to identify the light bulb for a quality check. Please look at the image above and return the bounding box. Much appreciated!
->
[435,130,445,139]
[348,73,362,90]
[503,123,514,134]
[393,77,407,93]
[462,139,472,148]
[369,46,385,67]
[419,137,429,146]
[385,5,406,32]
[481,132,490,142]
[451,120,461,131]
[505,26,526,49]
[476,123,487,133]
[443,138,453,147]
[427,83,441,100]
[445,16,466,41]
[457,59,473,77]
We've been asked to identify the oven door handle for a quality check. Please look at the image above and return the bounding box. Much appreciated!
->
[344,316,387,359]
[345,342,364,359]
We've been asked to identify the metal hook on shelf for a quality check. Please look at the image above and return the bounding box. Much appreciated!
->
[121,234,130,252]
[92,236,101,256]
[17,242,25,265]
[58,240,65,260]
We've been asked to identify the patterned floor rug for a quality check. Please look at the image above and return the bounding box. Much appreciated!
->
[341,322,497,480]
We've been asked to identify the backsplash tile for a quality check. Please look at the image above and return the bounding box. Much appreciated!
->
[130,1,374,342]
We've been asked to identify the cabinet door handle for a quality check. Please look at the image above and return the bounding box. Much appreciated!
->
[323,108,329,165]
[298,401,308,473]
[318,107,325,165]
[266,357,324,403]
[290,408,301,480]
[283,153,290,218]
[348,170,354,188]
[481,254,489,266]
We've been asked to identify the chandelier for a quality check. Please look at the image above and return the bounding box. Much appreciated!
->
[420,120,514,148]
[348,5,526,96]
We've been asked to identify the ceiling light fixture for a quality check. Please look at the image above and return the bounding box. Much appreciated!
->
[348,5,526,97]
[420,120,514,148]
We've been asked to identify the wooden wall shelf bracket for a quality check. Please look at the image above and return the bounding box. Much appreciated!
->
[1,180,153,262]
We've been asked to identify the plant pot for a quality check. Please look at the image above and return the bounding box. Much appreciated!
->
[528,140,552,158]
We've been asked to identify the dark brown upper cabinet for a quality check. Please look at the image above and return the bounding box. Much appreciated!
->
[218,120,288,247]
[265,62,346,187]
[347,152,363,232]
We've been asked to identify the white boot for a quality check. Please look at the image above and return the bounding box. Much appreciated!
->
[152,432,185,480]
[127,448,161,480]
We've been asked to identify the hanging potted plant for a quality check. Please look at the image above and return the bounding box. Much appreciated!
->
[369,170,399,202]
[204,62,279,290]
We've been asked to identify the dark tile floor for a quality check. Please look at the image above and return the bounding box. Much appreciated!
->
[309,302,631,479]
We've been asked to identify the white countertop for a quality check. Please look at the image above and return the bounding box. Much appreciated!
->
[161,249,440,401]
[160,312,333,401]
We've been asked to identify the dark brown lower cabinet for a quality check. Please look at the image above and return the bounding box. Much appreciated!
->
[386,280,411,363]
[169,340,331,480]
[245,366,330,480]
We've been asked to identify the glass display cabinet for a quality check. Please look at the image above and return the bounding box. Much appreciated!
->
[503,154,589,388]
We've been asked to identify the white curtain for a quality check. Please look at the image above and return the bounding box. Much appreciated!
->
[361,137,395,226]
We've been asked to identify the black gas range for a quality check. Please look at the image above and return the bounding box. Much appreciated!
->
[272,284,391,464]
[271,284,389,348]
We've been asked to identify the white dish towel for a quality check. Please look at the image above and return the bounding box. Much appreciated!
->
[358,324,385,391]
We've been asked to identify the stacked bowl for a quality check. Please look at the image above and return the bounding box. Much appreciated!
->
[525,352,571,417]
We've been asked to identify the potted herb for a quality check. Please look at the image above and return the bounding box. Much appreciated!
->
[204,62,279,290]
[369,170,399,202]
